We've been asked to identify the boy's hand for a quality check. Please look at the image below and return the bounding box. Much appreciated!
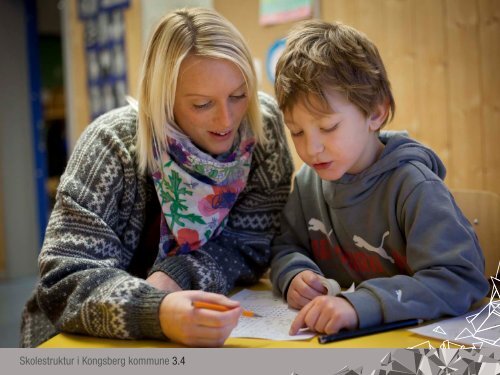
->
[159,290,242,347]
[287,270,327,309]
[289,295,358,335]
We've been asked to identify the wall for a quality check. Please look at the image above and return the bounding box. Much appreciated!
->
[0,0,40,278]
[63,0,142,149]
[214,0,500,197]
[63,0,216,150]
[0,181,5,276]
[62,0,500,197]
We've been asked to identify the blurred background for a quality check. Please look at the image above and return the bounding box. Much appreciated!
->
[1,0,499,347]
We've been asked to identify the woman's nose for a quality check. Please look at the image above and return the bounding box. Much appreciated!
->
[216,104,232,128]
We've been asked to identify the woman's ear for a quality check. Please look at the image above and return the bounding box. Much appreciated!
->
[368,101,389,131]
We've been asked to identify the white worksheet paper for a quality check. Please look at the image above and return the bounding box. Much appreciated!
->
[229,289,315,341]
[409,301,500,347]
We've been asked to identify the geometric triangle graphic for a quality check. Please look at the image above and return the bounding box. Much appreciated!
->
[466,312,481,325]
[439,348,459,367]
[417,356,434,375]
[433,326,447,335]
[490,275,500,301]
[380,353,391,366]
[472,341,484,349]
[407,340,435,349]
[488,300,500,317]
[333,365,348,375]
[440,340,450,349]
[488,301,500,318]
[390,348,421,373]
[467,303,496,332]
[476,310,500,332]
[342,348,500,375]
[455,328,474,340]
[477,362,500,375]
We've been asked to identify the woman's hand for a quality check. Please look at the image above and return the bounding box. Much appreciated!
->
[147,271,182,292]
[159,290,242,347]
[289,295,358,335]
[287,270,327,309]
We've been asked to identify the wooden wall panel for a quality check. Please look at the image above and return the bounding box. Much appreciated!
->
[445,0,484,190]
[324,1,418,136]
[67,0,89,148]
[414,0,450,167]
[64,0,500,200]
[479,0,500,193]
[322,0,386,56]
[124,0,141,99]
[214,0,305,169]
[354,0,386,51]
[322,0,366,26]
[452,189,500,279]
[214,0,295,96]
[212,0,500,197]
[383,0,418,137]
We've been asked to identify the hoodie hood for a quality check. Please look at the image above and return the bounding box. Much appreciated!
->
[320,134,446,208]
[368,134,446,180]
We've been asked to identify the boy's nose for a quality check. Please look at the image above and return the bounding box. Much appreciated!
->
[306,136,325,156]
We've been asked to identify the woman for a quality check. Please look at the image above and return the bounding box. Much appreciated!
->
[21,8,293,348]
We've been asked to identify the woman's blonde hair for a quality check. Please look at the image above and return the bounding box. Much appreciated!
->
[136,7,264,174]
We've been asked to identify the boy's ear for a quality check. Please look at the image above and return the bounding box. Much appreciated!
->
[368,101,389,131]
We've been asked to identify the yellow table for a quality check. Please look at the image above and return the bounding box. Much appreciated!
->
[38,280,442,349]
[39,328,441,348]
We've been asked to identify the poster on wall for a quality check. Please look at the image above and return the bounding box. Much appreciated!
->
[266,38,286,83]
[259,0,318,26]
[79,0,130,119]
[140,0,213,48]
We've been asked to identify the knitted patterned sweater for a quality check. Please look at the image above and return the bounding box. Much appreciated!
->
[20,92,294,347]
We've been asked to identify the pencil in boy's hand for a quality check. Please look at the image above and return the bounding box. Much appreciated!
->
[192,301,262,318]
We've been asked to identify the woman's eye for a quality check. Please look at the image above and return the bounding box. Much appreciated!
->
[193,102,211,109]
[230,93,247,101]
[290,130,303,137]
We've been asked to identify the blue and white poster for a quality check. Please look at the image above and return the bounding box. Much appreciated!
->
[79,0,130,119]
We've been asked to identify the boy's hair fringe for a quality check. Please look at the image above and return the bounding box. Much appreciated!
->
[275,20,395,126]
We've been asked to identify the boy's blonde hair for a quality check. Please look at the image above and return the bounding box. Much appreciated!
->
[136,8,264,174]
[275,20,395,125]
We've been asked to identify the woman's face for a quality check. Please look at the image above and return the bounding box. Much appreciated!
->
[173,54,249,156]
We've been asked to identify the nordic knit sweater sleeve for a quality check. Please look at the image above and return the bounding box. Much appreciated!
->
[148,92,294,294]
[20,106,168,348]
[20,94,293,347]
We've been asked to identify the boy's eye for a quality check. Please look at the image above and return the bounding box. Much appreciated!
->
[321,123,339,133]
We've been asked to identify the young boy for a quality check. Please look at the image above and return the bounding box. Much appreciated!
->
[270,20,489,336]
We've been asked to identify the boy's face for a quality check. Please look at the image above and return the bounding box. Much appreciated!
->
[284,90,385,181]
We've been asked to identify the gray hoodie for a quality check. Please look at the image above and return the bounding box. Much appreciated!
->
[271,134,489,329]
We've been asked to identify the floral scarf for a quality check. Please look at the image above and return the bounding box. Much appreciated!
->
[152,123,255,259]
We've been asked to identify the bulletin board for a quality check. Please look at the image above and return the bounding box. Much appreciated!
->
[78,0,130,119]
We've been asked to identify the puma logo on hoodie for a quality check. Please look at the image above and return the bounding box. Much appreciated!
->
[308,218,395,264]
[353,231,395,263]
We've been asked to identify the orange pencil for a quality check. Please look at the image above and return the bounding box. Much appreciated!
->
[192,301,262,318]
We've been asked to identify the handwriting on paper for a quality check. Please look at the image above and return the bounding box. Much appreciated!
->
[229,289,315,341]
